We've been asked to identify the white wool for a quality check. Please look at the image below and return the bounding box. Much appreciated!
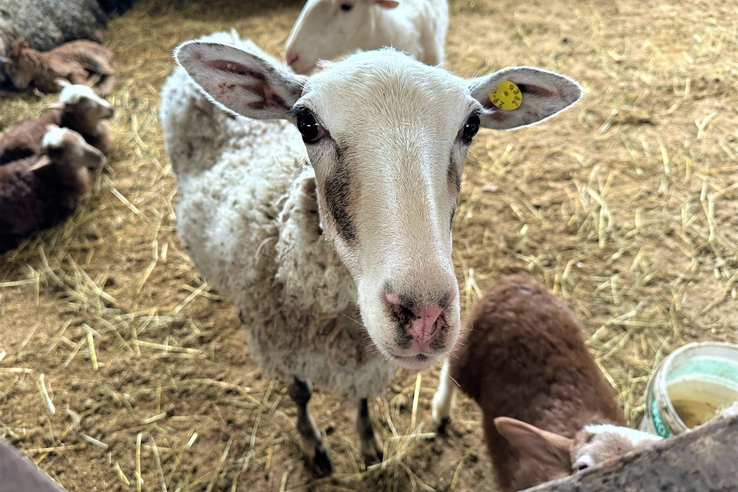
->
[584,424,663,446]
[41,127,69,148]
[59,84,97,103]
[159,31,394,398]
[59,84,110,109]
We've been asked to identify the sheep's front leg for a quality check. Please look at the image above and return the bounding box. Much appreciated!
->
[96,73,118,97]
[67,69,91,86]
[288,378,333,477]
[356,398,383,465]
[432,359,455,432]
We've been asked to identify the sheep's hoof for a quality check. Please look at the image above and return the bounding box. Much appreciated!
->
[309,445,333,478]
[360,432,384,465]
[435,417,451,436]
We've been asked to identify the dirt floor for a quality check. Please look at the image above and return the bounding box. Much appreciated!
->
[1,0,737,490]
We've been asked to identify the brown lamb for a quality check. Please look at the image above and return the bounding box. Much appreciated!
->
[432,275,661,492]
[0,126,105,254]
[3,38,117,95]
[0,82,114,165]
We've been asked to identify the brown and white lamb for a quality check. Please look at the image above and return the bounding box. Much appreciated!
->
[0,126,105,253]
[432,275,661,492]
[2,38,117,95]
[0,82,114,165]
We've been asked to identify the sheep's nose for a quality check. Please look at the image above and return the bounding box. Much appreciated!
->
[284,52,299,67]
[385,289,454,348]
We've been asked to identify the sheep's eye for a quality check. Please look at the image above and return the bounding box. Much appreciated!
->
[295,109,324,144]
[340,3,353,11]
[461,113,480,143]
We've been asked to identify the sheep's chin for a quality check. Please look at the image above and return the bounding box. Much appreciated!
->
[377,344,440,372]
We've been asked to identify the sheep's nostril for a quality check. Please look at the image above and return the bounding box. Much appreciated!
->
[285,52,299,66]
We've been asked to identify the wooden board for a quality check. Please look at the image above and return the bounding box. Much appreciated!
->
[524,413,738,492]
[0,438,67,492]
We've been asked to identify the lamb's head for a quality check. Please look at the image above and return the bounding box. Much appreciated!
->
[284,0,400,74]
[494,418,661,478]
[4,38,36,90]
[47,82,115,125]
[175,41,582,371]
[42,126,106,170]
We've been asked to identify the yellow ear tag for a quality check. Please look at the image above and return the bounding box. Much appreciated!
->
[489,80,523,111]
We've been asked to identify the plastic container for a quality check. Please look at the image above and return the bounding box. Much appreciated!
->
[640,341,738,438]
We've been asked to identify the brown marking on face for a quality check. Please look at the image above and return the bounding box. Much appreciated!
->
[323,145,356,242]
[447,158,460,194]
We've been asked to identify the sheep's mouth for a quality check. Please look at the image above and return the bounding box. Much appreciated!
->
[387,351,438,371]
[290,62,317,75]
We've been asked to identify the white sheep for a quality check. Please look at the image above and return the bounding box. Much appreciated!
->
[159,30,581,476]
[283,0,448,74]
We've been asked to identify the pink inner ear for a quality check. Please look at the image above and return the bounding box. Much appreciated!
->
[376,0,399,8]
[205,59,288,111]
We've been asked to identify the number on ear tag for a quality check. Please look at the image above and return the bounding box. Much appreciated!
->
[489,80,523,111]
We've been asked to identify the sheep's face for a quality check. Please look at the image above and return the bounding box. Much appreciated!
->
[284,0,399,75]
[570,425,662,472]
[6,38,36,90]
[175,41,582,371]
[42,127,106,170]
[53,84,115,126]
[494,418,661,479]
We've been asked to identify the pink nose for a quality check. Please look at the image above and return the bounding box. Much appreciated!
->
[408,305,444,345]
[284,52,299,66]
[385,291,453,347]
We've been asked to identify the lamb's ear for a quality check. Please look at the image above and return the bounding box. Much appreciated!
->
[175,41,306,121]
[494,417,574,471]
[27,156,53,172]
[468,67,582,130]
[55,78,71,88]
[45,101,66,110]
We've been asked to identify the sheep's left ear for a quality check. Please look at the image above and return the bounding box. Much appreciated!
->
[375,0,399,8]
[175,41,306,121]
[468,67,583,130]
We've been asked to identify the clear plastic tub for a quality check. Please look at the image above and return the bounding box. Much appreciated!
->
[640,341,738,437]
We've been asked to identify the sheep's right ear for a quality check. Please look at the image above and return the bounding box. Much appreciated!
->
[494,417,573,471]
[45,101,65,110]
[175,41,306,121]
[55,78,71,88]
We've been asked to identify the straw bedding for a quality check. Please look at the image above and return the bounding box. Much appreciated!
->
[0,0,736,490]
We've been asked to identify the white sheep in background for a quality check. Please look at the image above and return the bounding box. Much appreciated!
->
[283,0,448,74]
[160,30,581,476]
